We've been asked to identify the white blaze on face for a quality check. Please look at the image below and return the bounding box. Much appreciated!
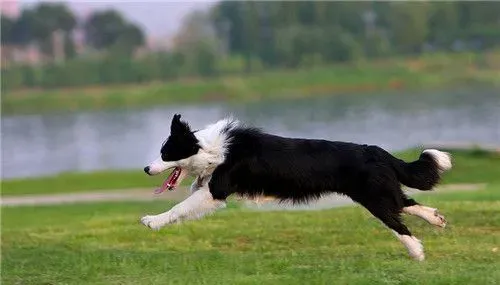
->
[147,157,176,175]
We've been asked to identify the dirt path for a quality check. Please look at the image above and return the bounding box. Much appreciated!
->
[1,184,486,208]
[1,188,191,207]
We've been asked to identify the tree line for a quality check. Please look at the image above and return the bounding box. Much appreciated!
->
[2,1,500,91]
[1,3,145,59]
[211,1,500,68]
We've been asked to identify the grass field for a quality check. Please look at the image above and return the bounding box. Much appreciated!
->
[2,51,500,115]
[2,149,500,283]
[2,148,499,197]
[2,184,500,284]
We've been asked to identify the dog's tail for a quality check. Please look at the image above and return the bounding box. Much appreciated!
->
[389,149,452,190]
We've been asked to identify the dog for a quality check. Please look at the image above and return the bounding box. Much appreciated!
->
[142,114,452,261]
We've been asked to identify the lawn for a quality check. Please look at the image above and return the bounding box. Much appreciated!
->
[0,169,193,197]
[1,149,500,284]
[1,185,499,284]
[2,148,499,197]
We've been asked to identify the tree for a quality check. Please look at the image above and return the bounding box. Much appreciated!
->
[28,3,76,56]
[1,16,15,44]
[174,10,220,76]
[84,10,145,54]
[296,1,315,25]
[389,2,430,53]
[241,1,259,72]
[8,9,36,46]
[112,24,145,55]
[324,2,368,36]
[3,3,76,59]
[458,2,500,28]
[30,3,76,39]
[211,1,246,54]
[455,2,500,48]
[427,2,459,47]
[274,25,320,67]
[64,34,76,59]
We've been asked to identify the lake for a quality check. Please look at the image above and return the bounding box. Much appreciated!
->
[2,87,499,179]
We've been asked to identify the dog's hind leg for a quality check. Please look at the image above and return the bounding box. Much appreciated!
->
[141,185,226,230]
[357,196,425,261]
[402,196,447,228]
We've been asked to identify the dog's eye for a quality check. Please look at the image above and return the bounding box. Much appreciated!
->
[161,153,168,161]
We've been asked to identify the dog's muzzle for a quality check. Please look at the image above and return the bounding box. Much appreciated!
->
[144,157,177,175]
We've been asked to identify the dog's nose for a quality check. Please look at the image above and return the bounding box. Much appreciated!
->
[144,166,151,175]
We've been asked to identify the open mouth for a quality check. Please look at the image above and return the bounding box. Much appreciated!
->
[154,167,183,194]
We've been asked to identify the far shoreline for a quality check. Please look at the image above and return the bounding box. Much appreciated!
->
[2,51,499,115]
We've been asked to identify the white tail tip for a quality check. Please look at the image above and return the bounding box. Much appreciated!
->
[423,149,452,172]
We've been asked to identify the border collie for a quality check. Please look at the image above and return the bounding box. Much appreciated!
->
[142,114,452,261]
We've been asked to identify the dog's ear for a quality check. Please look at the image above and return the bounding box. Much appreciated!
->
[173,114,181,122]
[170,114,191,135]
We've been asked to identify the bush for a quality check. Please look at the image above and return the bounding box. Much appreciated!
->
[273,26,364,68]
[1,67,26,90]
[1,51,196,90]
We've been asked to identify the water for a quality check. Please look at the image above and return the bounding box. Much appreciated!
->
[2,88,499,179]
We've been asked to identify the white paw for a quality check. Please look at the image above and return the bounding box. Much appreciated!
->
[404,205,447,228]
[408,237,425,261]
[432,209,447,228]
[140,215,164,230]
[140,213,176,230]
[422,206,447,228]
[399,235,425,261]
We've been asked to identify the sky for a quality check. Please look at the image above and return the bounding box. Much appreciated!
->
[18,0,219,38]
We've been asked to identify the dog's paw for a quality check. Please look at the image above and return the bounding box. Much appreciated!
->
[432,209,447,228]
[140,214,172,230]
[399,235,425,261]
[408,237,425,261]
[422,206,447,228]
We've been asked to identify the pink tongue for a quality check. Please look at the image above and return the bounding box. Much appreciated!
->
[154,167,182,194]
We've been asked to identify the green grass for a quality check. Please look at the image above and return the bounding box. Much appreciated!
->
[2,185,499,284]
[2,149,499,197]
[2,50,500,115]
[0,170,194,197]
[2,149,500,284]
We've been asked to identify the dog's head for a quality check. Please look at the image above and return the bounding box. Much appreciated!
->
[144,114,200,192]
[145,114,233,193]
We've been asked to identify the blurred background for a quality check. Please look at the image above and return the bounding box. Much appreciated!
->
[3,3,500,282]
[1,0,499,179]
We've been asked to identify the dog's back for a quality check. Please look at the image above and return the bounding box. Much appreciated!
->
[218,127,434,203]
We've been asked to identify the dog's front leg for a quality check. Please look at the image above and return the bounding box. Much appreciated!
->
[140,186,225,230]
[189,175,208,193]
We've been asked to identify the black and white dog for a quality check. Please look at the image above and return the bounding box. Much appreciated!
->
[142,114,452,261]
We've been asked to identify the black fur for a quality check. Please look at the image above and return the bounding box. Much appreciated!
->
[207,125,445,236]
[161,116,447,238]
